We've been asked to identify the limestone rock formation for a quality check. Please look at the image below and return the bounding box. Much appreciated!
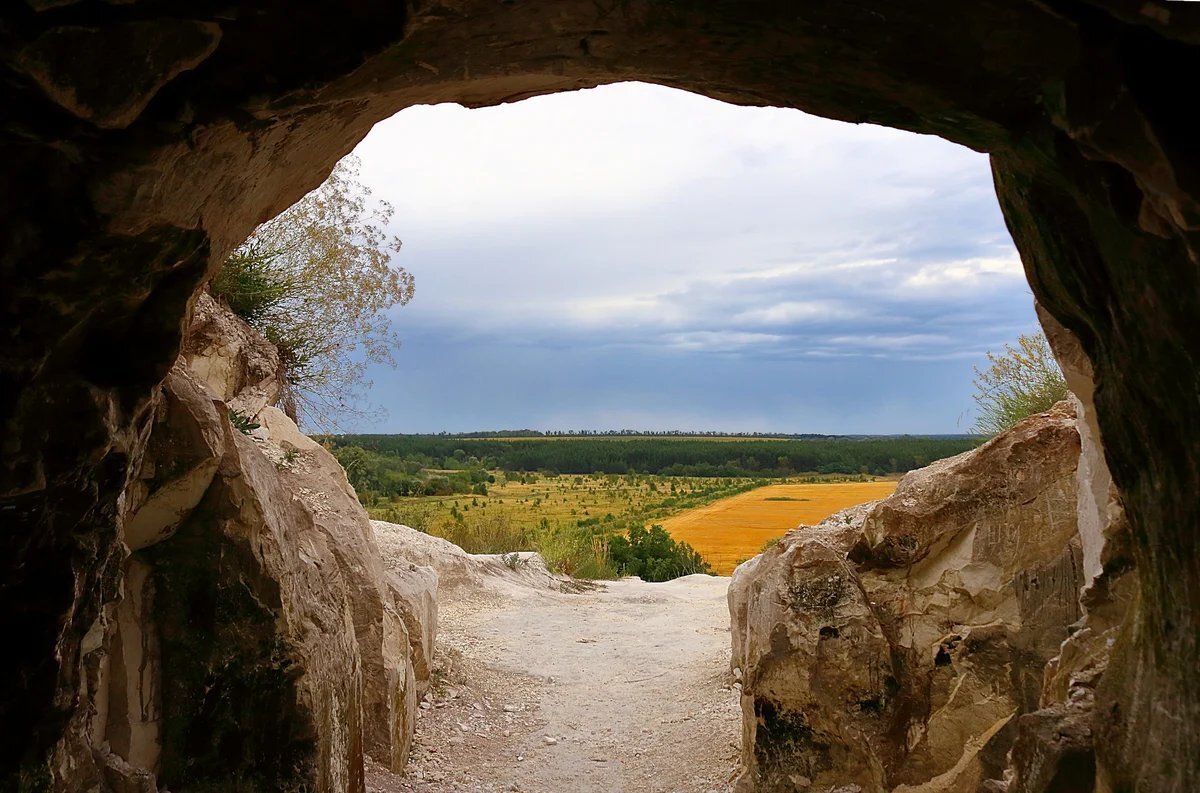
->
[373,519,484,591]
[730,404,1084,792]
[182,293,284,418]
[372,519,582,598]
[261,406,438,771]
[69,298,435,792]
[998,308,1136,793]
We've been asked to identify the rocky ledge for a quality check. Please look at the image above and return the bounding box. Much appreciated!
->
[729,402,1127,793]
[68,294,436,793]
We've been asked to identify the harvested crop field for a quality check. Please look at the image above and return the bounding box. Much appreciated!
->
[658,481,898,574]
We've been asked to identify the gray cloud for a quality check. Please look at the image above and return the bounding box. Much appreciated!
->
[347,82,1039,432]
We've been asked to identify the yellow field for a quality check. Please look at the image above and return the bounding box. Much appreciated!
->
[658,481,898,575]
[458,435,795,442]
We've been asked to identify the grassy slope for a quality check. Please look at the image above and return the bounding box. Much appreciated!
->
[369,473,762,542]
[368,472,890,577]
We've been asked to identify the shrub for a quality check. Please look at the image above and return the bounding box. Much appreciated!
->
[228,409,260,435]
[209,248,291,326]
[428,513,533,556]
[607,525,711,582]
[971,332,1069,436]
[210,154,414,430]
[501,552,527,571]
[535,526,616,580]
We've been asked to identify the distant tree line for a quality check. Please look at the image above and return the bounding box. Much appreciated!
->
[331,444,495,499]
[324,435,976,481]
[436,429,877,439]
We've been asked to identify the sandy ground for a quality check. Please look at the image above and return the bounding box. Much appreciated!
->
[366,566,741,793]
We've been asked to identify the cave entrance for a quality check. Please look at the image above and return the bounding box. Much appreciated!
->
[3,3,1197,792]
[334,82,1032,791]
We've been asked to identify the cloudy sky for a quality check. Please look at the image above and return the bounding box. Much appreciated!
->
[348,82,1038,434]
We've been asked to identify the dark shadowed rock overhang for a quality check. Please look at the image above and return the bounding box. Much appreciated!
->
[1,2,1198,791]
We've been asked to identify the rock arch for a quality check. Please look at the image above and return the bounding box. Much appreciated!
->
[1,1,1197,790]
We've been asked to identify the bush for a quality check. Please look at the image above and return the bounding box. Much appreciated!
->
[209,247,293,325]
[228,409,260,435]
[211,154,414,430]
[607,525,711,582]
[535,526,617,580]
[430,513,533,556]
[971,332,1069,436]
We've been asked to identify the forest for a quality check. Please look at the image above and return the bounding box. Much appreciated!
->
[326,433,976,487]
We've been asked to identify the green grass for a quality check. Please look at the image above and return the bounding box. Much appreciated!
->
[457,435,800,442]
[367,472,765,578]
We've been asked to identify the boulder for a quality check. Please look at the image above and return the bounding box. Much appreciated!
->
[181,292,283,418]
[990,307,1138,793]
[728,505,895,791]
[122,366,225,552]
[371,519,582,598]
[730,403,1083,792]
[144,378,367,791]
[76,297,436,792]
[260,406,437,767]
[372,520,485,591]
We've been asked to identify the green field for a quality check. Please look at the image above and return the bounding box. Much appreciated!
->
[367,470,878,578]
[341,432,970,580]
[369,472,762,574]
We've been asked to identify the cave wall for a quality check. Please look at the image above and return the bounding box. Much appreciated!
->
[1,1,1197,790]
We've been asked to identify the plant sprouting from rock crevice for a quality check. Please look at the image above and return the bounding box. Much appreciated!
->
[210,154,414,431]
[228,409,260,435]
[787,572,846,619]
[971,332,1068,437]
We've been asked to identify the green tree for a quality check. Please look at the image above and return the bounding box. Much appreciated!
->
[607,525,711,582]
[211,154,414,429]
[971,332,1069,436]
[333,445,377,494]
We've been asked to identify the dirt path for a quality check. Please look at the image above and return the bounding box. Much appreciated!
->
[367,570,741,793]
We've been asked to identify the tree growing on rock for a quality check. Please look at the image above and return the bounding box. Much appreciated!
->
[971,331,1068,436]
[210,155,414,428]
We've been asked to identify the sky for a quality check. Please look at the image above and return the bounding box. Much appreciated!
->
[348,81,1038,434]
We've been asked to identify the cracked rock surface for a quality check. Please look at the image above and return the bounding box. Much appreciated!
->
[730,404,1085,792]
